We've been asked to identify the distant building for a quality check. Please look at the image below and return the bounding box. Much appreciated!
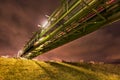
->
[51,58,63,62]
[1,55,9,58]
[80,59,84,63]
[32,58,38,61]
[98,62,104,64]
[49,60,55,62]
[89,61,95,64]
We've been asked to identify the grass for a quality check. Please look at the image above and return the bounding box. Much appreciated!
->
[0,57,120,80]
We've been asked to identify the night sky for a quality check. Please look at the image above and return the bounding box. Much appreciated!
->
[0,0,120,63]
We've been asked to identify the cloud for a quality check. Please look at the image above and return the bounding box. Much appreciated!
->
[0,0,60,55]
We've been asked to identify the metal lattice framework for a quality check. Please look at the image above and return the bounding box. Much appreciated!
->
[19,0,120,59]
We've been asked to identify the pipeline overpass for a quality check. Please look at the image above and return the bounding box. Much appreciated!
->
[19,0,120,59]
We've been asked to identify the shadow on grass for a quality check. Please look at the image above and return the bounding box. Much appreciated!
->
[48,62,99,80]
[49,62,88,72]
[63,62,95,71]
[64,62,120,75]
[33,61,56,79]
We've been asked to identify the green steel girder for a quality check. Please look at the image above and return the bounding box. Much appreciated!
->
[20,0,120,59]
[36,0,102,47]
[33,0,101,48]
[28,5,120,59]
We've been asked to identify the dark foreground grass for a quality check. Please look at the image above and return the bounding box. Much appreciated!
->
[0,57,120,80]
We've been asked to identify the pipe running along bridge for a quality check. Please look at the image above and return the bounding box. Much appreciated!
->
[18,0,120,59]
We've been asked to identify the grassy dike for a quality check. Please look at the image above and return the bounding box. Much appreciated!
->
[0,57,120,80]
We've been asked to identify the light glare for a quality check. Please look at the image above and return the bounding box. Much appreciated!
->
[42,20,49,28]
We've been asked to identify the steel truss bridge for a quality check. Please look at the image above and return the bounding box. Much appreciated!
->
[19,0,120,59]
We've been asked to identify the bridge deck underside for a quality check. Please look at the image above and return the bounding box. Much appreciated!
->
[21,0,120,59]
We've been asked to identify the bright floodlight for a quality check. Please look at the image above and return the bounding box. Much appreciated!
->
[42,20,49,28]
[17,50,23,57]
[37,24,42,28]
[37,18,50,29]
